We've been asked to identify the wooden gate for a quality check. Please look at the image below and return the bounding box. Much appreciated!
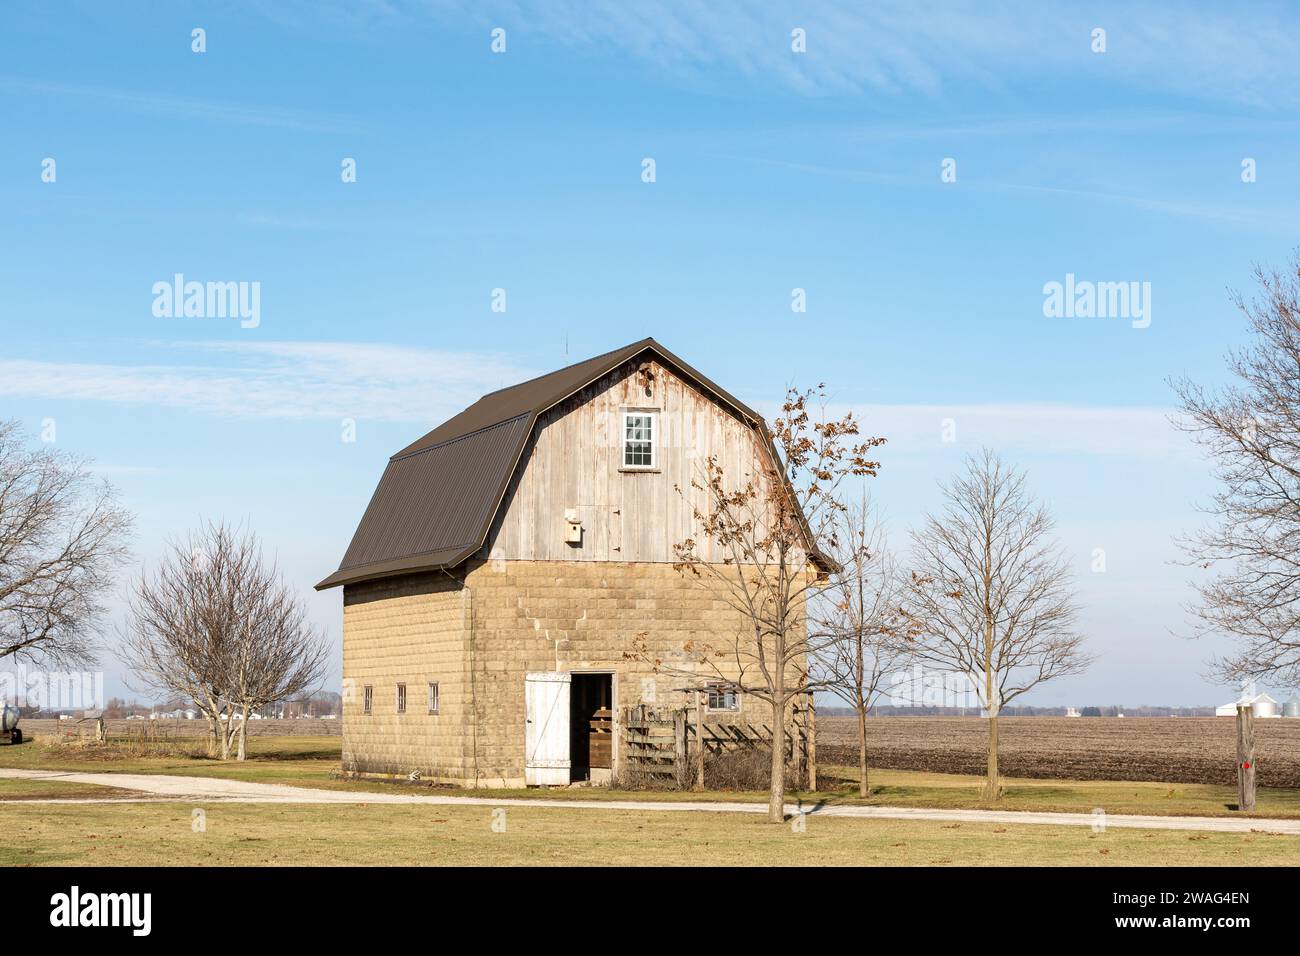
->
[622,706,687,784]
[620,702,815,789]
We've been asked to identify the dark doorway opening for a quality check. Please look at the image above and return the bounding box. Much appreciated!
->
[570,673,612,781]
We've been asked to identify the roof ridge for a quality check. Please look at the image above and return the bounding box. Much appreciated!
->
[476,337,654,399]
[389,410,532,462]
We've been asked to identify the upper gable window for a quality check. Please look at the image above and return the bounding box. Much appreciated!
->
[622,411,657,470]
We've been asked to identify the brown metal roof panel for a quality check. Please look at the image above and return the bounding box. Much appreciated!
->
[315,547,473,590]
[393,339,654,458]
[320,413,532,587]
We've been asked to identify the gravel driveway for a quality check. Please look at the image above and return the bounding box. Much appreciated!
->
[3,768,1298,834]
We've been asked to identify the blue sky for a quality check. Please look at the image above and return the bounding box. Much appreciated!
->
[4,0,1300,706]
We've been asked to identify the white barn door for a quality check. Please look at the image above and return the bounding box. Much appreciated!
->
[524,672,571,785]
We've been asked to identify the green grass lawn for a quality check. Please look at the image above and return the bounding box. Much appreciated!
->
[0,777,144,801]
[0,734,365,789]
[6,734,1300,865]
[818,768,1300,818]
[5,732,1300,820]
[2,797,1299,866]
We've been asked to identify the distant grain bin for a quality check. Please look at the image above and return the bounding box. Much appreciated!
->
[1256,696,1281,718]
[1286,698,1300,718]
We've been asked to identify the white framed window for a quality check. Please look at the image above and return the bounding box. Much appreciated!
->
[427,682,440,715]
[706,682,739,712]
[622,410,657,469]
[363,685,373,715]
[396,683,407,714]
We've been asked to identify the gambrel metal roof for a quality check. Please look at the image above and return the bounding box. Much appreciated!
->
[316,337,829,589]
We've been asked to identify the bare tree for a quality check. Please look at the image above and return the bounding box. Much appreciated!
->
[0,420,132,667]
[119,523,328,759]
[225,559,330,759]
[812,498,909,796]
[1172,260,1300,688]
[631,386,884,822]
[903,449,1089,801]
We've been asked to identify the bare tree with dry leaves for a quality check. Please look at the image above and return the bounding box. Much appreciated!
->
[1173,260,1300,689]
[903,449,1089,801]
[812,498,910,796]
[120,523,328,759]
[631,386,884,822]
[0,420,132,667]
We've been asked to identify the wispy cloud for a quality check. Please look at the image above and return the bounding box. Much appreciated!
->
[732,154,1298,230]
[992,181,1297,230]
[0,342,537,423]
[748,399,1192,461]
[413,0,1300,106]
[847,401,1192,460]
[1,344,1188,459]
[87,464,162,477]
[839,111,1296,142]
[0,76,362,133]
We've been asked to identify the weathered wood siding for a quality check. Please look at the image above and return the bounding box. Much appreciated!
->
[482,359,776,564]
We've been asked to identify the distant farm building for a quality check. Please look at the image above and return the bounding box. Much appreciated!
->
[1215,692,1281,718]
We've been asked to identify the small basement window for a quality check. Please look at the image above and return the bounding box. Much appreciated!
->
[427,682,440,715]
[363,685,373,715]
[396,683,407,714]
[622,411,657,469]
[706,682,740,712]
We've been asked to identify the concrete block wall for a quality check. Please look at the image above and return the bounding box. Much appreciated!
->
[341,571,470,781]
[340,559,810,786]
[461,558,775,785]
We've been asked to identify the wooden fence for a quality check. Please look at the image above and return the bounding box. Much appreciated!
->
[622,706,687,784]
[620,703,815,789]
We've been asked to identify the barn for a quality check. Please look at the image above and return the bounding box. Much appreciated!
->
[317,338,826,786]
